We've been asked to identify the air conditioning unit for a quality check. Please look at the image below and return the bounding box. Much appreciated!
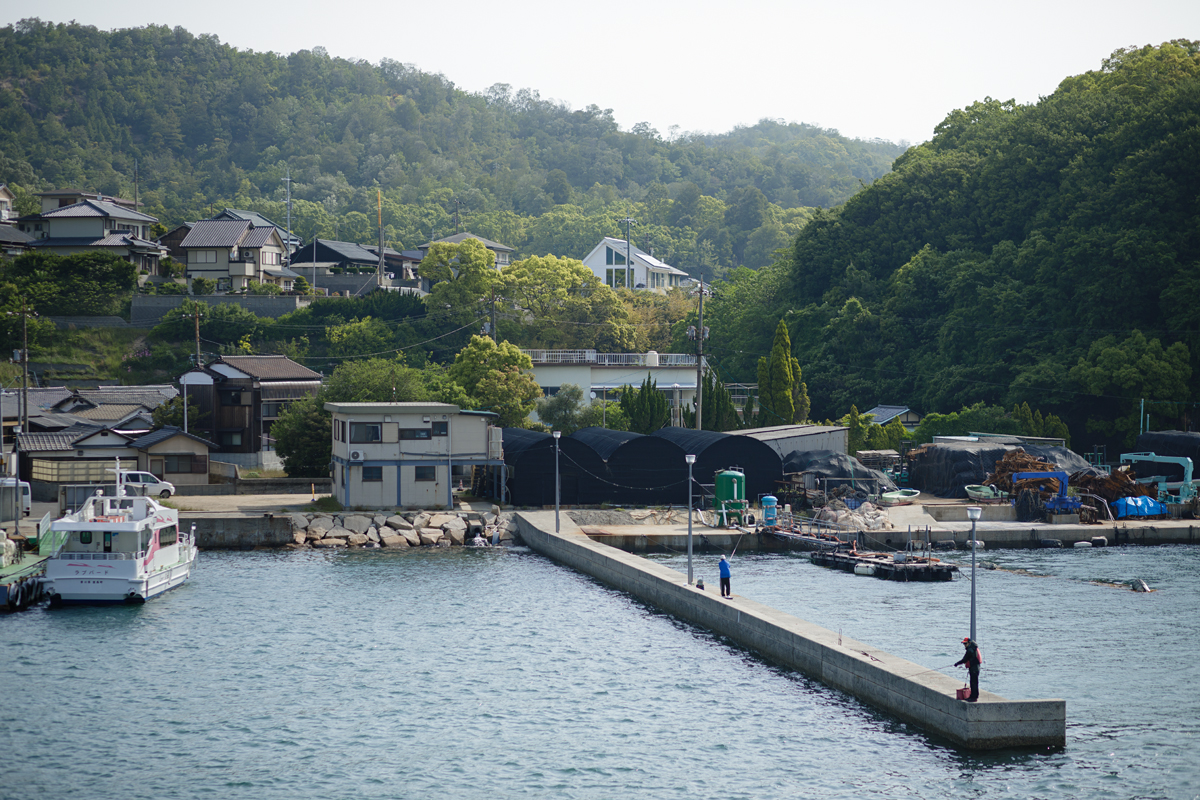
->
[349,450,364,462]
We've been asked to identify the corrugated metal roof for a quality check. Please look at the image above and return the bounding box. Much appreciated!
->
[74,404,146,420]
[260,380,321,399]
[41,199,157,222]
[240,226,277,249]
[180,219,250,249]
[319,239,379,263]
[214,355,322,381]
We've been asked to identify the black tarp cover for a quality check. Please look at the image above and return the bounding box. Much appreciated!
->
[909,441,1093,498]
[501,428,608,506]
[782,450,897,493]
[1133,431,1200,482]
[652,427,783,501]
[605,434,689,505]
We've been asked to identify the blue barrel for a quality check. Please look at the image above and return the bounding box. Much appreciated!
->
[762,495,778,526]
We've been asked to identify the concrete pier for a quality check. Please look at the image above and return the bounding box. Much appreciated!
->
[516,510,1065,750]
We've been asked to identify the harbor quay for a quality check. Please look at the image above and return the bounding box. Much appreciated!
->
[515,510,1066,750]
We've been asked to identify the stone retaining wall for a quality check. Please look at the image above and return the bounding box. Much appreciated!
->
[282,509,519,549]
[515,510,1065,750]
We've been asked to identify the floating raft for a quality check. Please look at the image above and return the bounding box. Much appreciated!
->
[763,527,847,551]
[810,550,958,582]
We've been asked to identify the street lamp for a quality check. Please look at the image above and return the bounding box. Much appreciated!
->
[967,505,982,642]
[553,430,561,533]
[686,454,696,584]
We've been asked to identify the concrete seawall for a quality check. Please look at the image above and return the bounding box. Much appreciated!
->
[516,511,1065,750]
[183,513,295,549]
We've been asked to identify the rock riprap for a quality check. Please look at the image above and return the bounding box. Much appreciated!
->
[287,510,519,549]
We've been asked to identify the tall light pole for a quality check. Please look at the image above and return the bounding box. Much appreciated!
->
[686,454,696,584]
[967,505,981,642]
[553,430,561,533]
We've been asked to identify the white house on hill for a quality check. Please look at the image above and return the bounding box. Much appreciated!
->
[581,238,689,293]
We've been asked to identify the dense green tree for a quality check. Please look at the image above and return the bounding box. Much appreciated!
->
[756,320,800,426]
[421,240,498,324]
[272,395,331,478]
[448,336,541,425]
[151,395,208,430]
[535,383,586,435]
[619,375,670,434]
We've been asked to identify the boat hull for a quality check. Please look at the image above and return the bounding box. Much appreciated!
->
[44,547,196,605]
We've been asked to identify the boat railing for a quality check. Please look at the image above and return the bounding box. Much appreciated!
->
[55,550,145,561]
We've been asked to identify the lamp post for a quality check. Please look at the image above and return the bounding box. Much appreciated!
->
[553,430,561,533]
[686,454,696,584]
[967,505,982,642]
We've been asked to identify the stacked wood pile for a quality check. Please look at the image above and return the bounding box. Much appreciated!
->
[1070,469,1156,503]
[983,449,1153,502]
[983,451,1061,495]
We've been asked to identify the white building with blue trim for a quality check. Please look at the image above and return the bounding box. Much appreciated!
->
[324,402,501,510]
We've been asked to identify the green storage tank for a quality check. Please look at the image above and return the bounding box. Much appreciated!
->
[712,469,749,526]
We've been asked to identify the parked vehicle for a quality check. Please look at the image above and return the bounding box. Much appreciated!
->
[0,477,31,516]
[117,471,176,499]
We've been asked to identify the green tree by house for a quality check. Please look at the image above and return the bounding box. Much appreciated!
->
[619,375,670,434]
[757,320,807,425]
[448,336,542,427]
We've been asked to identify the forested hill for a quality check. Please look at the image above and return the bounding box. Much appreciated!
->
[0,19,904,270]
[707,40,1200,449]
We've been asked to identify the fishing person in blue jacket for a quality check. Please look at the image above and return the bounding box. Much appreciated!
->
[719,555,732,598]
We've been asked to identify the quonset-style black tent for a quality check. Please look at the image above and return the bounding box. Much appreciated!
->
[652,428,783,501]
[604,432,690,505]
[501,428,609,506]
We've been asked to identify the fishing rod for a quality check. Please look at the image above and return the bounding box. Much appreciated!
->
[906,662,962,678]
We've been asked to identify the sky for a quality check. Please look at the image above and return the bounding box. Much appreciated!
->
[12,0,1200,145]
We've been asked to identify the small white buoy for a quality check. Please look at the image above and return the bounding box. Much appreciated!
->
[854,564,876,576]
[1073,541,1092,548]
[965,540,984,550]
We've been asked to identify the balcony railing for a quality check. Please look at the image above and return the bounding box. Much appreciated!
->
[522,349,699,367]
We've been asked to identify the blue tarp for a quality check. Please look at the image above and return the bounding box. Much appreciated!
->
[1111,496,1166,518]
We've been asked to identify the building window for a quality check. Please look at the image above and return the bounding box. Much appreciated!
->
[262,251,280,265]
[164,454,205,474]
[159,525,178,547]
[216,278,231,292]
[219,390,247,405]
[432,421,448,436]
[415,466,436,482]
[79,531,92,545]
[220,432,243,447]
[262,402,286,418]
[363,466,383,482]
[190,250,217,264]
[350,423,382,443]
[605,247,626,266]
[605,268,627,289]
[399,428,432,440]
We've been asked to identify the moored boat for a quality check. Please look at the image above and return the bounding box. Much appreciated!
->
[879,488,920,506]
[965,484,1005,502]
[42,469,196,606]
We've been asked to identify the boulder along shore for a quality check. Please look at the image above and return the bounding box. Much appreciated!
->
[286,509,520,549]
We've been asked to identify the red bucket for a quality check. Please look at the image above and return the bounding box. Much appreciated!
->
[956,686,971,700]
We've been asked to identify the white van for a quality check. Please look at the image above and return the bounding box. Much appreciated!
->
[0,477,31,516]
[118,471,176,499]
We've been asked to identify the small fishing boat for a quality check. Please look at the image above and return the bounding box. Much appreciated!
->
[965,484,1005,502]
[42,463,197,606]
[879,488,921,506]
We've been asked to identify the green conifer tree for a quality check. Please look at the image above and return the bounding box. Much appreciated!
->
[756,320,796,426]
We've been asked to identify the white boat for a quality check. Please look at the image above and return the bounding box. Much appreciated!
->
[42,470,196,606]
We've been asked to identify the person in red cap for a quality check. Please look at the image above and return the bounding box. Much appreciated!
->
[954,637,982,701]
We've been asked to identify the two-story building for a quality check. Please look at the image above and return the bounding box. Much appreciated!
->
[523,349,705,427]
[581,237,688,293]
[179,219,293,292]
[16,190,167,273]
[181,355,321,469]
[325,402,501,510]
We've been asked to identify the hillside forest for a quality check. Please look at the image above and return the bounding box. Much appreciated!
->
[1,21,1197,459]
[0,19,904,274]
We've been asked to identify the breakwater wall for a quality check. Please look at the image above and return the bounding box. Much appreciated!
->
[516,510,1065,750]
[183,509,518,550]
[859,522,1200,550]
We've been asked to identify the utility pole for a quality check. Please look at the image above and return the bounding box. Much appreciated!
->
[620,217,636,289]
[377,189,385,287]
[20,297,29,434]
[490,286,498,343]
[283,166,293,266]
[689,274,706,431]
[453,198,464,234]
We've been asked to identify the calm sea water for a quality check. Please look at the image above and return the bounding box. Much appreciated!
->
[2,544,1197,800]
